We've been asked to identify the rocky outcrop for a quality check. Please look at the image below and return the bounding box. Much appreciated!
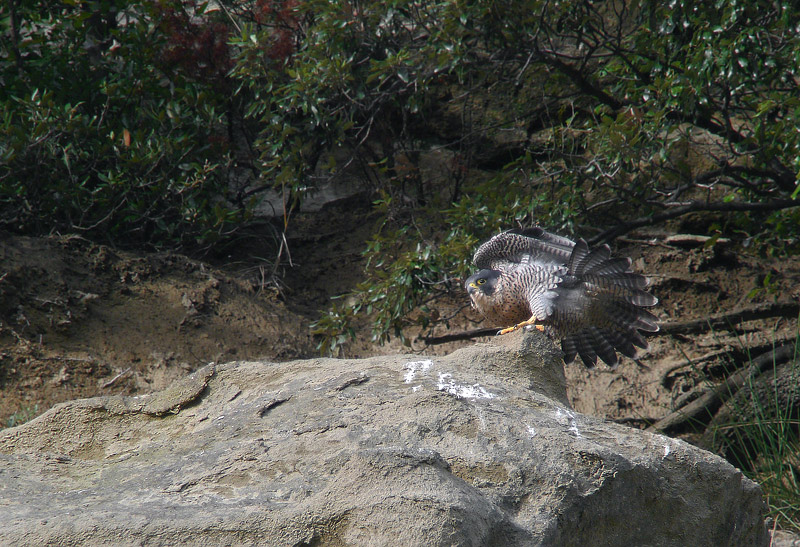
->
[0,332,767,546]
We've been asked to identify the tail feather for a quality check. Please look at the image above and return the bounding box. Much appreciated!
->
[631,308,660,332]
[556,241,659,368]
[584,276,658,307]
[627,328,649,349]
[603,299,659,334]
[575,333,599,368]
[564,327,618,368]
[585,271,650,290]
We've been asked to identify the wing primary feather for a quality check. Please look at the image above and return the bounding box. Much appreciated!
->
[566,239,590,276]
[473,229,576,269]
[511,227,576,251]
[582,244,611,272]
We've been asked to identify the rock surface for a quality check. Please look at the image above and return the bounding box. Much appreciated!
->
[0,332,767,546]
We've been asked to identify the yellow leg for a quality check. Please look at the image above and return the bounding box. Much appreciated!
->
[497,317,545,335]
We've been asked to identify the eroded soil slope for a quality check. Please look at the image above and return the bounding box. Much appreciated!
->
[0,233,314,422]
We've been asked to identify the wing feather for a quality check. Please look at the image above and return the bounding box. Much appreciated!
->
[561,336,578,365]
[566,239,590,276]
[574,331,599,368]
[581,244,611,273]
[588,326,619,367]
[473,229,576,270]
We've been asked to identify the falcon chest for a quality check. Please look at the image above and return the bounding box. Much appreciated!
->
[473,273,533,325]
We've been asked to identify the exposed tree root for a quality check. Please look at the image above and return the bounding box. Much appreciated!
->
[658,301,799,336]
[648,342,798,434]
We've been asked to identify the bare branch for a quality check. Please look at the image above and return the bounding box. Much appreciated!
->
[537,47,625,111]
[590,198,800,244]
[421,327,501,345]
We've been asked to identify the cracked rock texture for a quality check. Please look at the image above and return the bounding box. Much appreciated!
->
[0,332,767,546]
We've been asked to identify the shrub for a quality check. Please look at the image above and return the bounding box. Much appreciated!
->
[0,1,248,249]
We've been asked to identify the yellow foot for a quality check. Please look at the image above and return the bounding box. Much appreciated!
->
[497,319,544,335]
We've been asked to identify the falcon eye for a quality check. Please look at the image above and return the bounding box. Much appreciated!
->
[477,278,486,285]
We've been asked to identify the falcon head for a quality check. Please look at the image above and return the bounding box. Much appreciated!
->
[465,269,501,302]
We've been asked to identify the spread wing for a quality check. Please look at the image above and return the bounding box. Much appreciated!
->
[472,228,576,272]
[547,239,659,367]
[472,228,659,368]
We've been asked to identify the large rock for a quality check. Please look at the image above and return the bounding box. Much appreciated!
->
[0,332,767,546]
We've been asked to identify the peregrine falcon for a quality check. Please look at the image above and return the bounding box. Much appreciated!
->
[465,228,659,367]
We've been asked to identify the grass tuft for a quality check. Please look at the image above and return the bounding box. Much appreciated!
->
[3,405,40,430]
[709,337,800,532]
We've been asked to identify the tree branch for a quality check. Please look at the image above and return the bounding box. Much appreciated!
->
[589,198,800,244]
[8,0,24,72]
[537,29,796,192]
[421,327,501,345]
[537,47,625,111]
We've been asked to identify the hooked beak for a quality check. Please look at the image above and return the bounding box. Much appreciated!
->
[466,283,479,310]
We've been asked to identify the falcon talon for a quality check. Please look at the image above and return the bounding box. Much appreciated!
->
[465,227,659,368]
